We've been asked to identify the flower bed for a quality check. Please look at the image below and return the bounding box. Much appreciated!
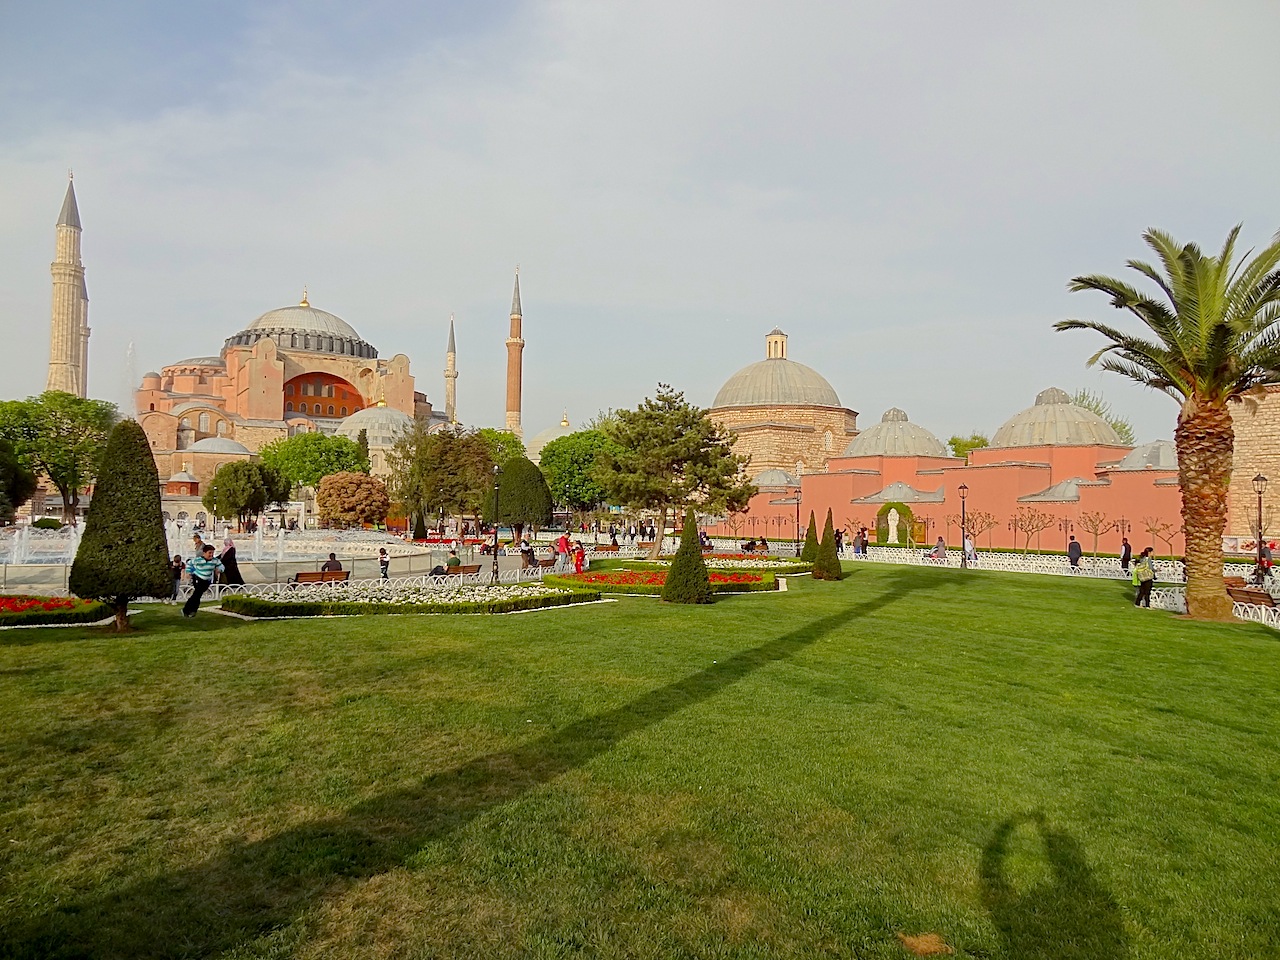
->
[221,582,600,618]
[0,595,109,628]
[546,570,776,595]
[632,556,811,573]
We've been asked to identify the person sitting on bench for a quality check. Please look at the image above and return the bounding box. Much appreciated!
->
[320,553,343,572]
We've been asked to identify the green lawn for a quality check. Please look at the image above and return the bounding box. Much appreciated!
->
[1,564,1278,959]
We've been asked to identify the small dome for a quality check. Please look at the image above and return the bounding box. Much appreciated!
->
[167,470,199,483]
[1115,439,1177,470]
[187,437,251,455]
[991,387,1122,447]
[335,405,414,449]
[842,408,948,457]
[142,371,161,379]
[224,298,377,358]
[753,468,800,488]
[527,414,574,464]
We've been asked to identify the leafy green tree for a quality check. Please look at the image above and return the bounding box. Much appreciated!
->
[473,428,526,466]
[482,456,553,541]
[662,508,712,604]
[317,471,390,528]
[0,391,117,521]
[257,432,368,489]
[1071,388,1136,444]
[596,384,756,559]
[539,429,620,512]
[68,420,171,631]
[0,438,37,524]
[203,461,286,530]
[388,425,493,532]
[813,509,843,580]
[947,433,989,460]
[800,511,820,562]
[1056,226,1280,620]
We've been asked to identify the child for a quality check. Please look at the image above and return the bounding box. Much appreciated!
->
[169,554,184,603]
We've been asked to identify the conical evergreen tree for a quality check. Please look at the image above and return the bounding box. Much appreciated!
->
[412,512,427,540]
[800,511,819,562]
[662,508,712,604]
[68,420,172,631]
[813,508,844,581]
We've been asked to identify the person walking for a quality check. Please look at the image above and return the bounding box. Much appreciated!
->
[378,548,390,579]
[1067,535,1083,568]
[169,554,184,603]
[1120,537,1132,572]
[219,537,245,585]
[183,544,224,618]
[1132,547,1156,608]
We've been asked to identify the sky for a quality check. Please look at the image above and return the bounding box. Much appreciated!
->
[2,0,1278,446]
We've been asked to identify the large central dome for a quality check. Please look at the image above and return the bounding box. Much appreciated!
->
[712,329,842,408]
[225,295,377,358]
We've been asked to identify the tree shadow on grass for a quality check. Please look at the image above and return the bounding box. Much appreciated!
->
[2,569,938,959]
[980,812,1129,959]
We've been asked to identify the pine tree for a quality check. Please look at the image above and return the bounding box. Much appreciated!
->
[662,507,712,604]
[482,456,554,541]
[68,420,172,631]
[812,508,844,581]
[800,510,819,562]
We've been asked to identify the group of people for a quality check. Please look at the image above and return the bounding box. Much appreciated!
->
[172,534,244,618]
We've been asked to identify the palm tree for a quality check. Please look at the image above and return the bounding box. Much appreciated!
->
[1056,226,1280,620]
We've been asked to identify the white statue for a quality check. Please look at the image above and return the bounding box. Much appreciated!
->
[887,508,900,539]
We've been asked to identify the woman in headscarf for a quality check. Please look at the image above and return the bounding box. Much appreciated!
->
[219,537,245,585]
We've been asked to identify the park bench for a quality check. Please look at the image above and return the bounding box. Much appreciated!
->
[290,570,350,585]
[1223,576,1248,589]
[593,545,620,553]
[537,558,559,569]
[443,564,481,576]
[1226,585,1276,608]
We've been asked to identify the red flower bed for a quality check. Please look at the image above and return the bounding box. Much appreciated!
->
[0,595,96,615]
[0,594,108,628]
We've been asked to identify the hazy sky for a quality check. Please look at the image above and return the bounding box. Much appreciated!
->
[2,1,1277,445]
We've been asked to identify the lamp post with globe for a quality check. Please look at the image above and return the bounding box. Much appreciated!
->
[1254,474,1268,585]
[959,484,968,570]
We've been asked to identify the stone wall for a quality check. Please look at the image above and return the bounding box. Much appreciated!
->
[712,404,858,476]
[1229,385,1280,538]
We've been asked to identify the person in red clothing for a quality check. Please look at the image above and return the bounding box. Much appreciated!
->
[556,532,571,565]
[573,541,586,574]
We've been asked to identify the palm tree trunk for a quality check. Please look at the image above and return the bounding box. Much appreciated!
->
[1176,402,1234,621]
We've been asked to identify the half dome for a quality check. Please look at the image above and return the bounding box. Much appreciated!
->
[991,387,1122,448]
[842,407,948,457]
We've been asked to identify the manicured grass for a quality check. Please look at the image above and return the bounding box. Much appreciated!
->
[1,564,1278,958]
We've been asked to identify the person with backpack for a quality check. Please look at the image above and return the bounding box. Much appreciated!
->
[1132,547,1156,608]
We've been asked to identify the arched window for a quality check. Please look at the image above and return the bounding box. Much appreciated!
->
[300,402,308,413]
[340,406,348,416]
[824,430,833,451]
[177,510,189,521]
[217,420,227,435]
[286,384,294,396]
[327,404,335,416]
[198,413,210,432]
[291,334,298,348]
[286,401,294,413]
[149,403,155,411]
[795,460,805,475]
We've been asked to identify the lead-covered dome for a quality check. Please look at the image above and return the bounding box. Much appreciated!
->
[335,404,414,449]
[527,414,574,464]
[842,408,949,457]
[187,437,251,455]
[1115,439,1177,470]
[224,295,377,359]
[991,387,1122,447]
[712,329,842,408]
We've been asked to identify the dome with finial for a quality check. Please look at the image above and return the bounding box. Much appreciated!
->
[712,330,842,408]
[842,408,948,457]
[527,412,574,464]
[991,387,1123,447]
[225,293,377,358]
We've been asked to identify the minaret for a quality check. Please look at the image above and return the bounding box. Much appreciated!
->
[444,313,458,423]
[504,268,524,437]
[46,174,89,397]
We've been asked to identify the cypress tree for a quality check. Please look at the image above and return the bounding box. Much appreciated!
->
[662,507,712,604]
[813,508,844,581]
[800,510,820,562]
[68,420,172,631]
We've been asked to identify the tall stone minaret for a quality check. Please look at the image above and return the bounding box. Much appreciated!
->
[46,174,89,397]
[444,313,458,423]
[504,268,524,438]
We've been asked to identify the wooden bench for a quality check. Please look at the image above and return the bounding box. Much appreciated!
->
[1224,576,1248,589]
[537,558,559,569]
[444,564,481,576]
[593,544,620,553]
[290,570,350,585]
[1226,586,1276,608]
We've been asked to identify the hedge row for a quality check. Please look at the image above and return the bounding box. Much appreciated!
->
[0,602,110,629]
[220,589,601,619]
[544,574,778,596]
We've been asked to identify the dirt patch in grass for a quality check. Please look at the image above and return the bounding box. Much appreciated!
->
[896,930,954,955]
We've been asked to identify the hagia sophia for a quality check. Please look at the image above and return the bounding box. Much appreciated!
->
[35,177,1280,547]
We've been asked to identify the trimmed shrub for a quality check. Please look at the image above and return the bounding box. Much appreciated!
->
[800,511,819,562]
[220,589,599,618]
[662,508,712,603]
[32,517,62,530]
[68,420,172,631]
[813,508,844,580]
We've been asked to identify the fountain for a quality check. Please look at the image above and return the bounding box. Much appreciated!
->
[276,527,286,562]
[253,525,265,562]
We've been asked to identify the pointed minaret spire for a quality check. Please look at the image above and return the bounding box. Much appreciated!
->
[504,267,524,438]
[444,313,458,424]
[47,175,88,397]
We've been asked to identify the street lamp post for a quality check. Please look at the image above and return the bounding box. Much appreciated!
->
[1254,474,1268,585]
[958,484,968,570]
[1059,518,1073,552]
[794,496,802,558]
[491,464,501,584]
